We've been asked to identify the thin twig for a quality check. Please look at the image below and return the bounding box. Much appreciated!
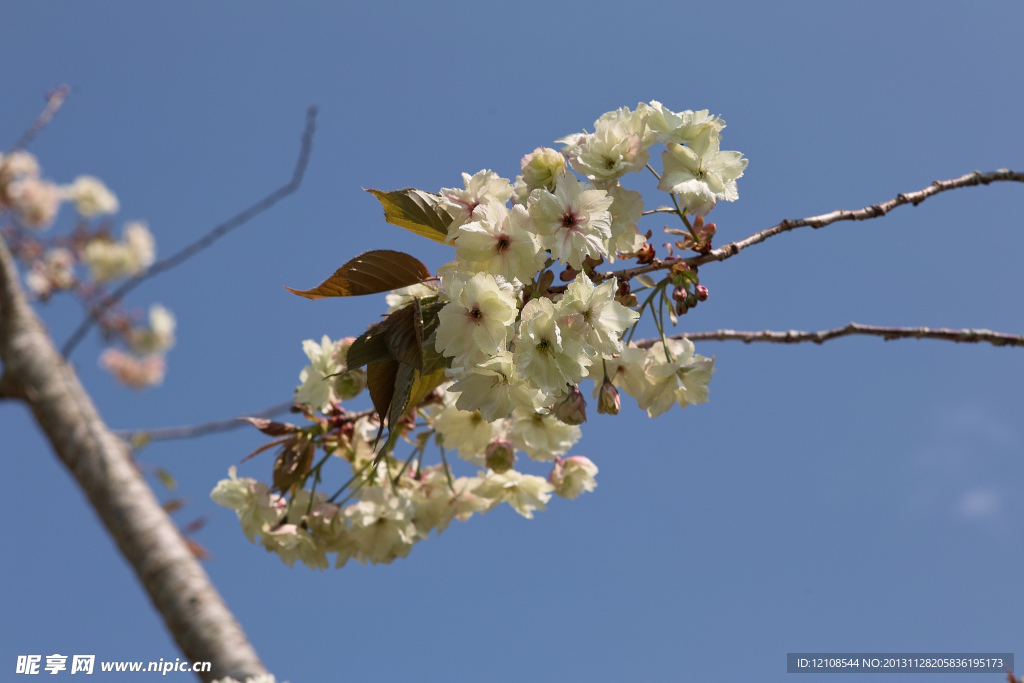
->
[599,169,1024,283]
[8,85,70,152]
[634,323,1024,349]
[116,401,295,442]
[61,106,319,358]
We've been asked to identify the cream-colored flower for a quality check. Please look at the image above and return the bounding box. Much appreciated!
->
[644,102,725,145]
[440,169,513,238]
[83,221,156,282]
[657,128,747,217]
[454,201,545,283]
[557,271,638,356]
[99,349,166,389]
[513,297,591,395]
[641,338,716,417]
[6,176,62,229]
[528,173,613,269]
[64,175,119,216]
[474,469,554,519]
[549,455,598,499]
[448,351,546,421]
[210,466,287,542]
[344,487,419,565]
[605,182,646,258]
[434,272,518,361]
[385,282,441,313]
[509,408,581,461]
[130,303,176,355]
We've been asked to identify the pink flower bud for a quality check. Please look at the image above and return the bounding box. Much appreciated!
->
[672,285,688,302]
[597,378,620,415]
[695,284,708,301]
[485,440,516,474]
[553,385,587,425]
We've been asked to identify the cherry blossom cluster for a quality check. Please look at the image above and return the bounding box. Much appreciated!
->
[214,101,746,569]
[0,151,174,387]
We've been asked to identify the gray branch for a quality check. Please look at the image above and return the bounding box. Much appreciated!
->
[1,236,266,681]
[635,323,1024,349]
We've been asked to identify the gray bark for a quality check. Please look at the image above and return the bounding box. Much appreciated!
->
[0,234,267,683]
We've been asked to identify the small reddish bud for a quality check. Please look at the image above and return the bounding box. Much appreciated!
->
[616,278,630,297]
[672,285,688,302]
[597,379,620,415]
[695,284,709,301]
[636,242,655,264]
[553,385,587,425]
[676,300,690,316]
[485,440,516,474]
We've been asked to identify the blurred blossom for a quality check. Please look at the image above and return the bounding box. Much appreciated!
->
[64,175,119,217]
[99,348,165,389]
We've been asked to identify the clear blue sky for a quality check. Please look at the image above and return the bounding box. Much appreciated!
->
[2,2,1022,681]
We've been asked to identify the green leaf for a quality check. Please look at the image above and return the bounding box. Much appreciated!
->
[285,250,432,300]
[407,366,447,410]
[637,274,657,289]
[367,188,455,244]
[381,363,417,456]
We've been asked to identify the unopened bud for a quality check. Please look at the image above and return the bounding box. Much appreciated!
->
[672,285,688,302]
[485,440,516,474]
[695,284,708,301]
[597,379,620,415]
[616,292,639,307]
[685,293,698,308]
[553,385,587,425]
[676,300,689,316]
[669,262,694,286]
[616,278,630,297]
[636,242,655,264]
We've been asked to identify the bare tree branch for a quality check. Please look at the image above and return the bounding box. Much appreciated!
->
[598,169,1024,283]
[61,105,319,358]
[0,236,266,680]
[118,401,295,443]
[7,85,70,152]
[634,323,1024,349]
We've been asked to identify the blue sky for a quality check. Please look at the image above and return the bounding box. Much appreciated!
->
[2,2,1022,681]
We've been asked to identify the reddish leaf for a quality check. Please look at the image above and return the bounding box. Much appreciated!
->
[239,417,299,436]
[240,436,289,463]
[163,498,187,514]
[285,250,431,300]
[367,360,399,421]
[184,538,211,560]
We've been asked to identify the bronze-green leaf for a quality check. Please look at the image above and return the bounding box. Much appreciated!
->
[367,359,400,423]
[272,437,314,493]
[239,417,300,436]
[285,250,431,300]
[381,363,418,456]
[367,188,455,244]
[347,322,393,369]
